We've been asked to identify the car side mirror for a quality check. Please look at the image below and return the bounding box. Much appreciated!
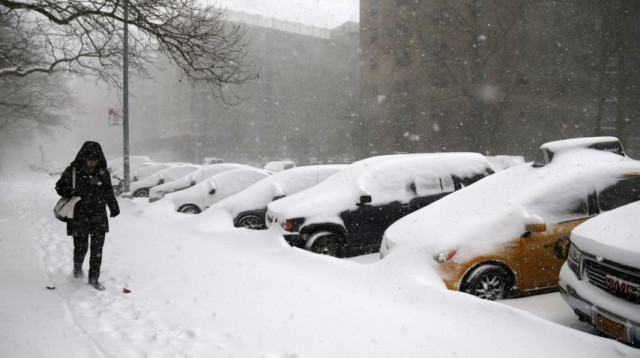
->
[209,189,216,195]
[525,223,547,233]
[273,195,285,201]
[357,195,372,206]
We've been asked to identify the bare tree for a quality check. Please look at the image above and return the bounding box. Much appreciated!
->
[0,0,255,102]
[0,9,74,134]
[0,73,74,132]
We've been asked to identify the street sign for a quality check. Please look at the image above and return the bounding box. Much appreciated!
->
[108,108,123,126]
[409,134,420,142]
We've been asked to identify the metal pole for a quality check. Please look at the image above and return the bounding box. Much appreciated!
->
[123,0,131,193]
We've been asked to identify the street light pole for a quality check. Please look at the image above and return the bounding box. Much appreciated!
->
[122,0,131,193]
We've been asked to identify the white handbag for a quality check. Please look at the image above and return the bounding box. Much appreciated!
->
[54,167,81,222]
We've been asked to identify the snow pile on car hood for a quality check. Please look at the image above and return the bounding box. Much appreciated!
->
[210,165,346,219]
[571,200,640,268]
[383,150,639,263]
[268,153,492,226]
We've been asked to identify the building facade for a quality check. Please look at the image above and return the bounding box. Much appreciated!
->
[133,11,360,166]
[360,0,640,158]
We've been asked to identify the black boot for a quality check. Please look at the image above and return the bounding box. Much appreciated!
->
[88,278,105,291]
[73,265,83,278]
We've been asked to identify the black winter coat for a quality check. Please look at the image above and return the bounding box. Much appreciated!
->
[55,141,120,236]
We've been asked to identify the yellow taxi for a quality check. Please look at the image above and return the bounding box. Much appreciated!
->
[381,137,640,300]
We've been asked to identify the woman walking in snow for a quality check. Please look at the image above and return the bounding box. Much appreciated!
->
[55,141,120,290]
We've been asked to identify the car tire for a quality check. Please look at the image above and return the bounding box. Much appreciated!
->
[235,214,266,230]
[177,204,201,214]
[310,232,346,257]
[133,188,149,198]
[461,264,512,300]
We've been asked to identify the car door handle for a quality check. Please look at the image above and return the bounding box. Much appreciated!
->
[543,243,553,248]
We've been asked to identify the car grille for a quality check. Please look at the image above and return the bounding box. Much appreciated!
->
[584,258,640,304]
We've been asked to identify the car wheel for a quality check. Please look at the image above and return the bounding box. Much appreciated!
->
[462,264,512,300]
[133,188,149,198]
[178,204,201,214]
[310,232,345,257]
[236,214,266,230]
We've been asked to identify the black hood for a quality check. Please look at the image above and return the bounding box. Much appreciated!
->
[72,141,107,169]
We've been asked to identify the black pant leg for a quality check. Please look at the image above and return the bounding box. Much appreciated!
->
[73,233,89,270]
[88,232,105,281]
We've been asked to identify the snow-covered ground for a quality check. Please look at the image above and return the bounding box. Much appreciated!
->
[1,172,638,358]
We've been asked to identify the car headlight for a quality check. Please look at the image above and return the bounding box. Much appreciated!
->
[567,244,582,278]
[434,249,458,263]
[281,217,305,232]
[567,244,582,262]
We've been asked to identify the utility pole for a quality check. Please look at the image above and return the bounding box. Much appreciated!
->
[122,0,131,193]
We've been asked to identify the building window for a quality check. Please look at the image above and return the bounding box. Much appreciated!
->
[427,41,448,60]
[395,20,409,36]
[370,0,380,17]
[395,49,409,67]
[432,9,451,28]
[430,70,448,89]
[370,28,379,43]
[394,79,409,98]
[369,56,379,71]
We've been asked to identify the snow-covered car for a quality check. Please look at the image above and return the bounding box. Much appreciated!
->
[559,201,640,347]
[264,160,295,172]
[129,164,200,198]
[107,155,154,175]
[381,138,640,300]
[532,136,625,167]
[148,163,252,203]
[132,163,174,181]
[209,165,346,229]
[165,168,271,214]
[266,153,495,257]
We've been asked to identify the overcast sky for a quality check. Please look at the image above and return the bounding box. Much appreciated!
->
[212,0,359,28]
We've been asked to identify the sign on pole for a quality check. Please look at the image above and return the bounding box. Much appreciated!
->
[108,108,123,126]
[409,134,420,142]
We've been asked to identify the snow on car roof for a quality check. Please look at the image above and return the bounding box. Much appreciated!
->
[166,167,271,210]
[268,153,493,223]
[383,149,640,262]
[571,200,640,269]
[130,164,200,192]
[264,160,296,172]
[107,155,153,171]
[150,163,251,194]
[539,136,620,153]
[209,164,346,218]
[132,163,175,181]
[484,155,525,171]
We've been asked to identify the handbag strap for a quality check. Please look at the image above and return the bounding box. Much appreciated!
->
[72,167,76,189]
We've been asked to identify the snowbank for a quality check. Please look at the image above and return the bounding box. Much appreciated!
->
[0,172,637,358]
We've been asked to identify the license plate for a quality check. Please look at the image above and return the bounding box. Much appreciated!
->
[596,315,627,341]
